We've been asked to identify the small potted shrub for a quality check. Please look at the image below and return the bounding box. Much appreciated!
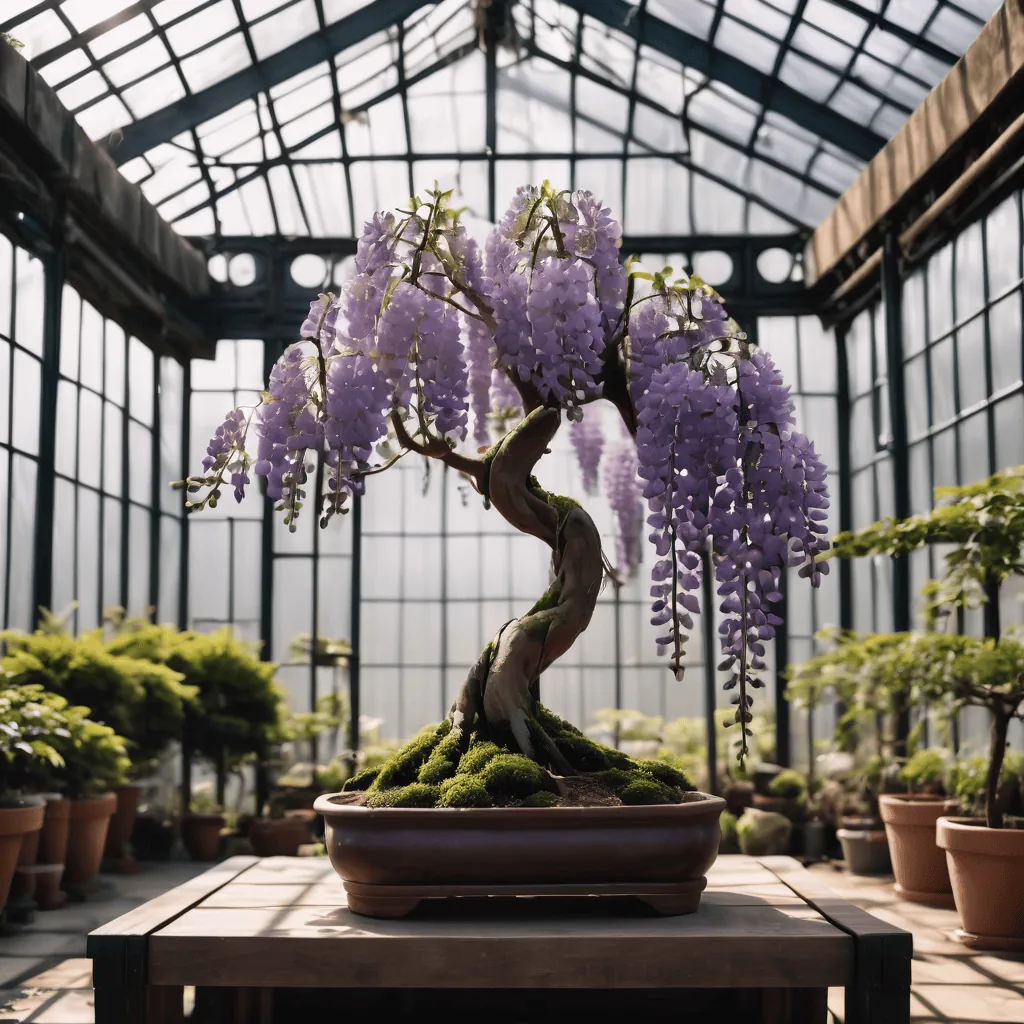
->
[110,626,283,861]
[50,705,130,890]
[833,466,1024,946]
[754,768,807,819]
[1,677,130,893]
[880,748,957,906]
[0,685,58,910]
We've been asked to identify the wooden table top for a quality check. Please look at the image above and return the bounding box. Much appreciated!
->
[85,854,910,991]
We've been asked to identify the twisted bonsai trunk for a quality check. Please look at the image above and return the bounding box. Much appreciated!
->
[448,407,604,769]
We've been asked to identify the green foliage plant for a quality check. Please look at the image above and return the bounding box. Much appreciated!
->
[0,684,66,802]
[0,684,128,800]
[769,768,808,800]
[2,612,198,779]
[899,749,946,794]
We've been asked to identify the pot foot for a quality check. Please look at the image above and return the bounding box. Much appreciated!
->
[893,884,955,909]
[954,928,1024,951]
[345,892,422,918]
[637,891,703,915]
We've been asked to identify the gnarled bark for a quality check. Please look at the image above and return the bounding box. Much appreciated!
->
[447,407,605,767]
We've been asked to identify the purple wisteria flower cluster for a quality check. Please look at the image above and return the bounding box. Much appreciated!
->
[178,183,829,760]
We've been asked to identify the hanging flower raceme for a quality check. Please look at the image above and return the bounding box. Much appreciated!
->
[570,413,604,494]
[604,438,643,577]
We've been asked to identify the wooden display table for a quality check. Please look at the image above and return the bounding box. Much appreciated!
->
[88,853,911,1023]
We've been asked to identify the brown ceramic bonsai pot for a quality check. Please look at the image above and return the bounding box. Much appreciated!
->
[180,813,226,862]
[0,801,45,910]
[104,784,143,869]
[64,793,117,888]
[879,794,957,907]
[937,816,1024,950]
[249,812,314,858]
[314,792,726,918]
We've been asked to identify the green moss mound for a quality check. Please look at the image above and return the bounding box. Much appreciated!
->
[350,703,695,808]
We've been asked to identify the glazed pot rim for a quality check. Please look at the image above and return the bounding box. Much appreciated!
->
[314,791,726,826]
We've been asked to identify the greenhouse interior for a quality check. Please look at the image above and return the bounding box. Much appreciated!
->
[1,0,1024,1021]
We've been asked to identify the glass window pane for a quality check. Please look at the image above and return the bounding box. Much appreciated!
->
[128,505,151,616]
[129,337,155,425]
[904,355,928,442]
[78,390,102,489]
[159,515,181,626]
[8,454,36,631]
[0,235,11,340]
[106,321,126,406]
[930,337,955,425]
[80,301,104,392]
[14,249,45,357]
[103,495,123,609]
[60,285,81,381]
[103,401,123,497]
[986,193,1022,300]
[990,291,1022,390]
[956,317,987,410]
[927,241,954,341]
[12,350,40,455]
[55,379,78,478]
[129,421,152,505]
[0,339,11,447]
[77,486,101,631]
[52,477,76,618]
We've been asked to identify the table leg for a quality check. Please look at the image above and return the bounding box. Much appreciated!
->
[844,983,910,1024]
[93,974,182,1024]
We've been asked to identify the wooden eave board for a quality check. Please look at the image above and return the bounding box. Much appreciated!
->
[806,0,1024,285]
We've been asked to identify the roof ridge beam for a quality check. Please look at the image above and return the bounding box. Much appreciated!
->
[560,0,887,162]
[106,0,434,165]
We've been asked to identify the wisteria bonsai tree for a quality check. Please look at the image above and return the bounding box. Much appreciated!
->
[180,184,830,808]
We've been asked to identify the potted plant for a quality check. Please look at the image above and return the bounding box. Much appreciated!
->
[1,615,196,872]
[102,612,199,869]
[179,184,830,918]
[0,671,130,893]
[833,466,1024,946]
[787,629,912,874]
[0,684,60,911]
[880,746,957,906]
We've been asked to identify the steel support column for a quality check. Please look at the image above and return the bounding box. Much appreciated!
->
[32,230,65,625]
[881,232,911,754]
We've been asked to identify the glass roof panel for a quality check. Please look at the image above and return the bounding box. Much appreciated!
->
[1,0,994,238]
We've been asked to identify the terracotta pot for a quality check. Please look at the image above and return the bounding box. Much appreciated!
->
[9,796,52,911]
[837,826,891,875]
[180,814,225,861]
[0,802,45,909]
[104,784,142,863]
[752,793,805,823]
[64,793,117,887]
[937,816,1024,949]
[880,794,956,907]
[249,813,314,858]
[33,796,70,910]
[315,792,725,918]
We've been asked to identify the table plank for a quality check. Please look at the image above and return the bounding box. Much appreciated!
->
[148,899,853,989]
[760,856,912,1024]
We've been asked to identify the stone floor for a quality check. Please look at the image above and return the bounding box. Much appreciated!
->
[2,860,1024,1022]
[0,863,204,1023]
